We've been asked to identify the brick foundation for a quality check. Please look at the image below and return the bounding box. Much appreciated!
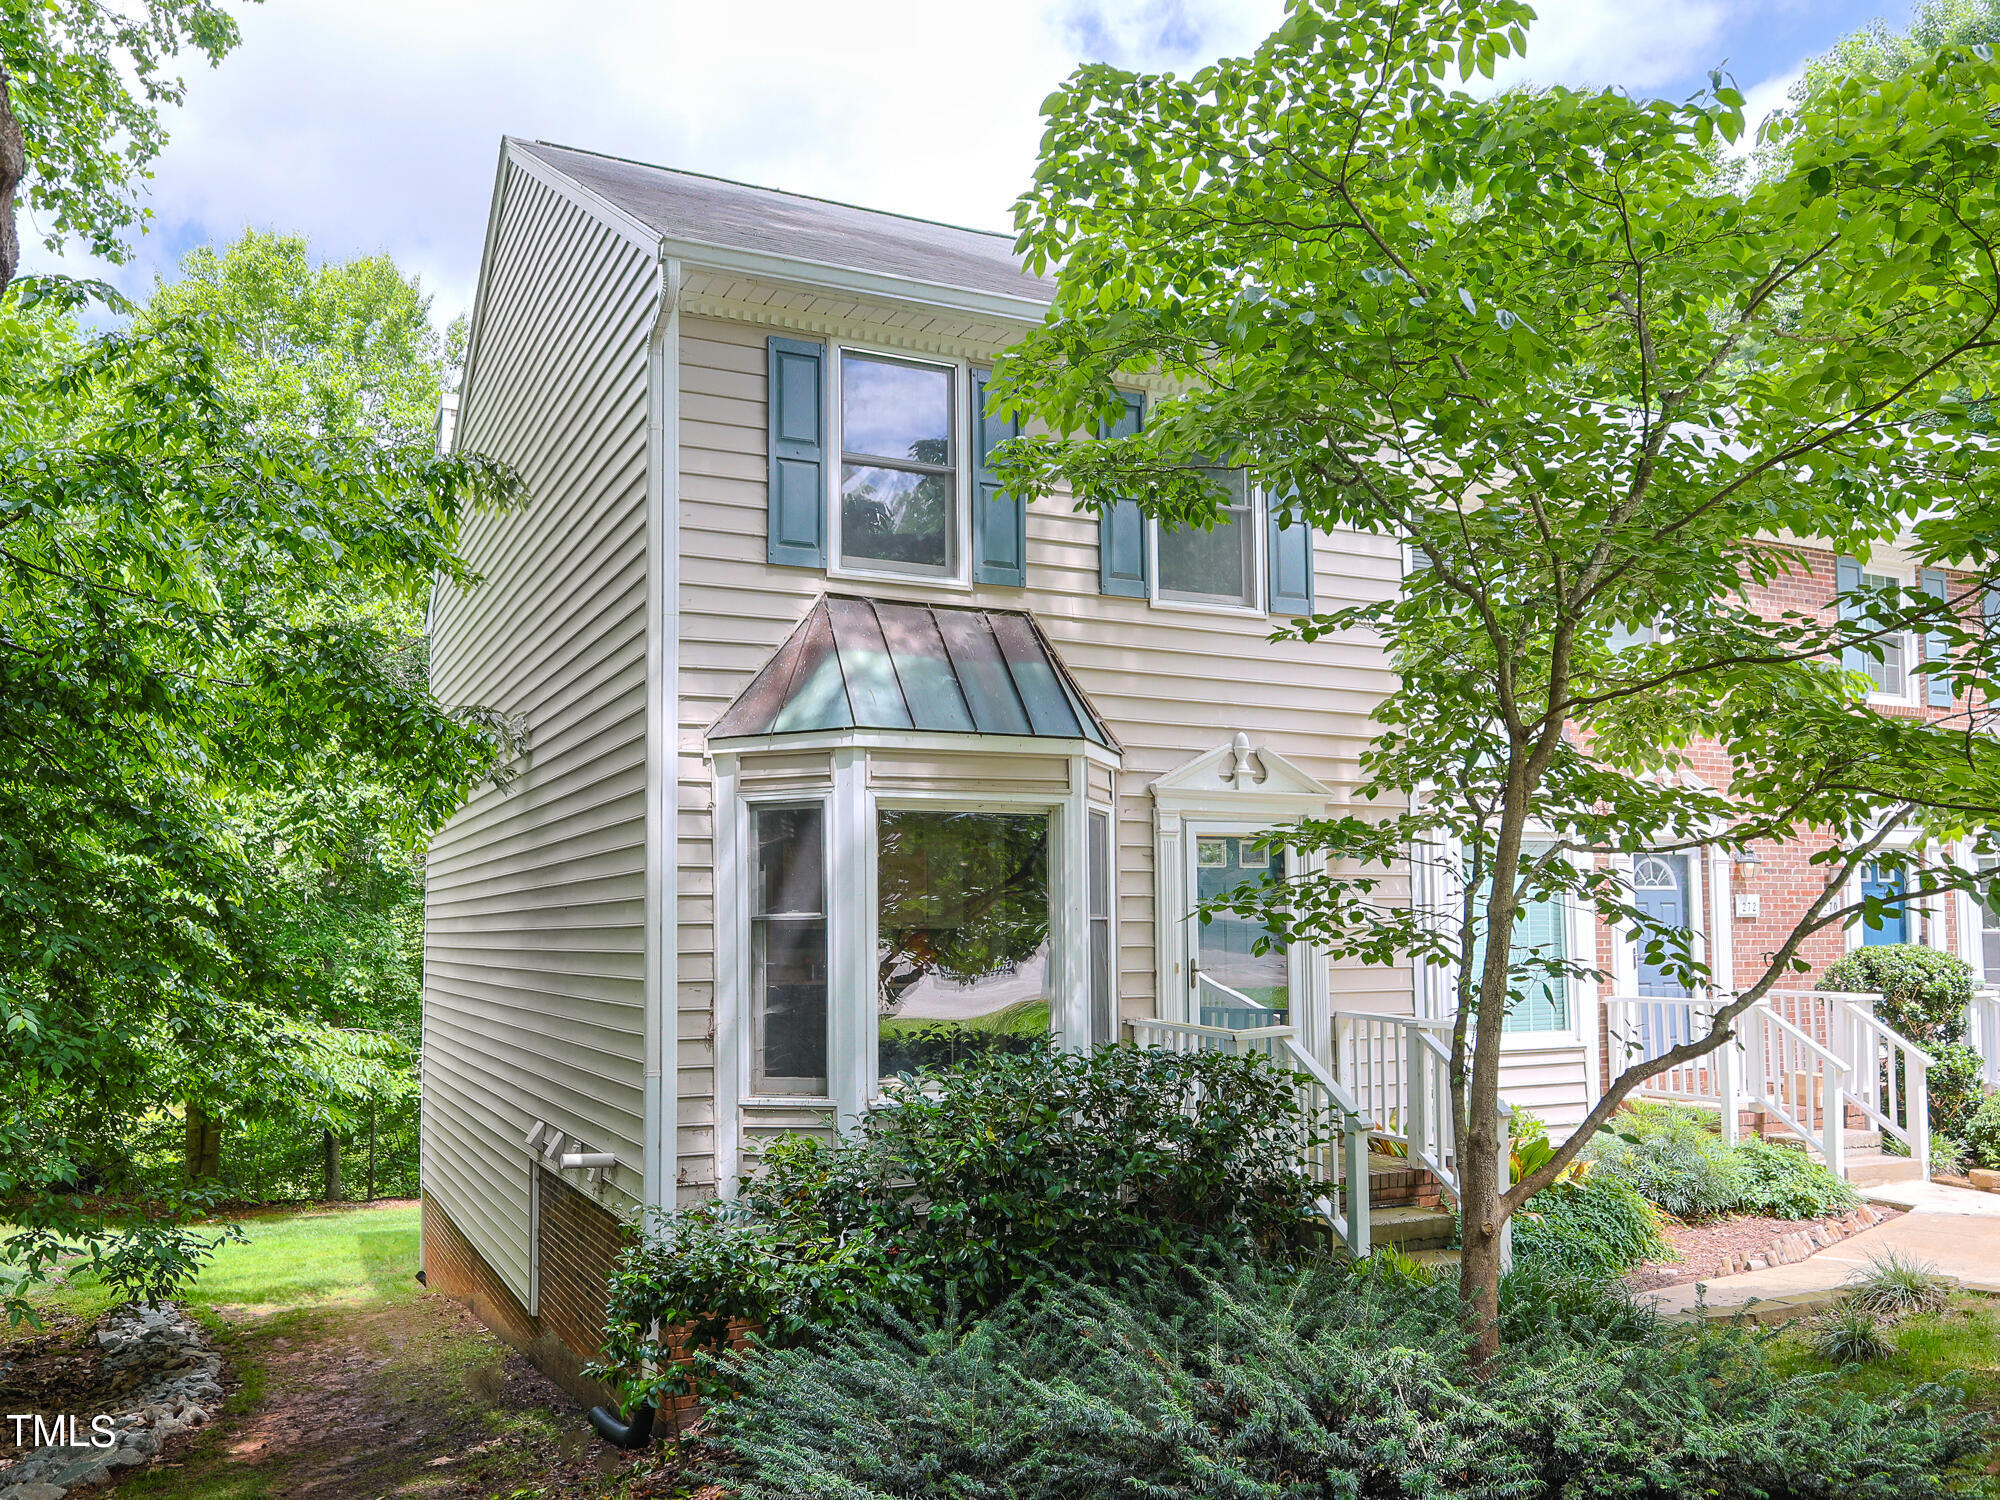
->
[421,1171,632,1410]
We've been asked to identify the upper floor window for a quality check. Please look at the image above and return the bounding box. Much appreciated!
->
[1156,470,1257,608]
[1857,570,1913,699]
[1977,853,1998,985]
[838,352,957,577]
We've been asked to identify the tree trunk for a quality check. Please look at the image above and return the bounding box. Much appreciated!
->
[0,65,24,298]
[322,1129,342,1202]
[1456,1116,1506,1366]
[184,1104,222,1184]
[367,1108,378,1201]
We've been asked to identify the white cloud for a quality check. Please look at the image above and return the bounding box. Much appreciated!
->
[13,0,1843,324]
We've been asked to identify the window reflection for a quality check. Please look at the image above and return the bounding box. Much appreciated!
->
[876,809,1051,1078]
[1159,469,1254,606]
[839,352,954,575]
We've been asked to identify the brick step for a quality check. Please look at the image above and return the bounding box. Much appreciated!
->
[1366,1150,1445,1211]
[1369,1204,1456,1252]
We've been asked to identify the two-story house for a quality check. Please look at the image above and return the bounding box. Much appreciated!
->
[420,139,1423,1398]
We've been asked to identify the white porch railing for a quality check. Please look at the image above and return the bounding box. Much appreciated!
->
[1129,1003,1372,1257]
[1603,988,1938,1180]
[1331,1012,1463,1191]
[1972,988,2000,1092]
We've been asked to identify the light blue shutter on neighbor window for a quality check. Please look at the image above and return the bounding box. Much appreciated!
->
[767,336,827,568]
[1836,555,1865,674]
[1922,568,1954,707]
[1267,492,1314,616]
[1097,391,1148,598]
[970,370,1026,587]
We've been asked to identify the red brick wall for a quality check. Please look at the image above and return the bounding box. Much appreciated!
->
[421,1172,632,1409]
[1599,545,1978,996]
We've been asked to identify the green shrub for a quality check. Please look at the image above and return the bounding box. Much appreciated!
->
[1964,1090,2000,1171]
[1812,1304,1893,1365]
[592,1042,1327,1401]
[1820,946,1975,1049]
[695,1259,1981,1500]
[1844,1252,1952,1318]
[1585,1102,1747,1219]
[1732,1139,1860,1218]
[1585,1104,1854,1221]
[1927,1043,1989,1139]
[1512,1174,1669,1276]
[1930,1134,1968,1178]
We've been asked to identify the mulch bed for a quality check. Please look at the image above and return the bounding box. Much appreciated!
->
[1625,1205,1905,1293]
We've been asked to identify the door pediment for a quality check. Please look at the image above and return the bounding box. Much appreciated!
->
[1150,733,1339,819]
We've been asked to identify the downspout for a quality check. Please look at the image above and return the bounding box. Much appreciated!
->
[642,253,683,1221]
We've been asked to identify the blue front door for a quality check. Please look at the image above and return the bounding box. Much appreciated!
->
[1634,854,1690,998]
[1861,862,1907,945]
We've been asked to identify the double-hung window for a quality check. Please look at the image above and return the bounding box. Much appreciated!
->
[837,352,957,577]
[1156,469,1257,608]
[1859,570,1913,699]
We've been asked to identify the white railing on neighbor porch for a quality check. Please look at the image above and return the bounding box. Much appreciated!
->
[1972,988,2000,1092]
[1603,988,1937,1179]
[1130,980,1372,1257]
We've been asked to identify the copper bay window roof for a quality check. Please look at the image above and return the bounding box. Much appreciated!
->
[708,595,1114,748]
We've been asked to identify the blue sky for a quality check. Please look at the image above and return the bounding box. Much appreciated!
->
[17,0,1919,324]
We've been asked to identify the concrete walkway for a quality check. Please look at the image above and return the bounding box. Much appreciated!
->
[1640,1185,2000,1321]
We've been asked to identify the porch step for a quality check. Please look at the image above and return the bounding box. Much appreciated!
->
[1369,1204,1456,1253]
[1842,1149,1925,1188]
[1405,1248,1460,1272]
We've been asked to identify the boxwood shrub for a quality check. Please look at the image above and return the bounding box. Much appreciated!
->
[591,1041,1330,1403]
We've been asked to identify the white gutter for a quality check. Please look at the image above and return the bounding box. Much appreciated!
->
[641,253,682,1220]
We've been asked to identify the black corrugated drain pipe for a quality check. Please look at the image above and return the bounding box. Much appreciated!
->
[589,1400,655,1450]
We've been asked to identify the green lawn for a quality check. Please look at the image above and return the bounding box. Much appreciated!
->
[1771,1293,2000,1493]
[28,1199,421,1322]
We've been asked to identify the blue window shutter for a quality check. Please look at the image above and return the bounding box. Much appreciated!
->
[1267,490,1314,615]
[766,336,827,568]
[1098,391,1148,598]
[1922,568,1954,707]
[970,370,1026,586]
[1836,555,1865,674]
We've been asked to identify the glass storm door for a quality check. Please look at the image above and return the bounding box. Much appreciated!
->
[1190,830,1289,1027]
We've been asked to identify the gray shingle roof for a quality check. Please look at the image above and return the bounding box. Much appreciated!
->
[515,141,1056,305]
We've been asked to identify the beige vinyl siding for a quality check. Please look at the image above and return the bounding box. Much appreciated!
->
[1497,1046,1593,1133]
[675,311,1406,1194]
[422,159,659,1301]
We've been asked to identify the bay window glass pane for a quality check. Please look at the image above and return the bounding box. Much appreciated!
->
[1158,470,1253,605]
[752,805,827,1093]
[841,466,951,569]
[877,809,1051,1077]
[1194,834,1289,1026]
[1089,809,1112,1046]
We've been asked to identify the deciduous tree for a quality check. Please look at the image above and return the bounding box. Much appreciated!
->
[992,0,2000,1363]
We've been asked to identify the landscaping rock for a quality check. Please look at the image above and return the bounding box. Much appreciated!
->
[1969,1168,2000,1194]
[0,1302,224,1500]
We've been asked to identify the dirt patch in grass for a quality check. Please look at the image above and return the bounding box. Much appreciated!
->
[0,1306,111,1461]
[1625,1205,1906,1292]
[115,1293,652,1499]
